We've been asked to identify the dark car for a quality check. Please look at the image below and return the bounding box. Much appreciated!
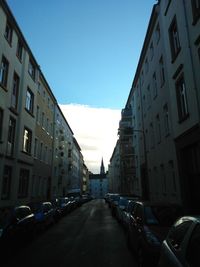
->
[28,201,55,231]
[121,199,137,230]
[110,194,121,216]
[115,196,129,222]
[0,205,36,251]
[51,198,62,221]
[58,197,72,215]
[158,215,200,267]
[127,201,182,267]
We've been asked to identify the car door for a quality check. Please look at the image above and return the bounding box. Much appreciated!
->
[159,220,192,267]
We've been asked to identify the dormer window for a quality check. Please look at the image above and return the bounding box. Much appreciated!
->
[4,21,12,45]
[28,59,36,80]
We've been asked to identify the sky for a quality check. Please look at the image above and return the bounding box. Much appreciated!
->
[7,0,156,173]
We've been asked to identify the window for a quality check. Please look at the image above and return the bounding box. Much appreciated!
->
[39,142,43,160]
[169,16,181,61]
[36,106,40,123]
[7,117,16,156]
[46,118,49,132]
[1,166,12,200]
[4,21,12,44]
[153,72,157,98]
[143,95,146,116]
[16,41,23,62]
[0,108,3,140]
[159,56,165,87]
[0,56,9,88]
[161,164,167,194]
[169,160,177,193]
[18,169,29,198]
[150,123,155,148]
[23,127,32,154]
[191,0,200,24]
[176,75,189,121]
[141,70,144,85]
[11,72,20,110]
[156,114,161,143]
[25,88,34,114]
[150,42,154,60]
[155,23,160,43]
[28,59,36,80]
[163,104,170,136]
[34,138,38,158]
[145,58,149,73]
[41,112,45,128]
[147,85,151,109]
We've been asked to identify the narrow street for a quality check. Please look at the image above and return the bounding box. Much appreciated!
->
[3,199,138,267]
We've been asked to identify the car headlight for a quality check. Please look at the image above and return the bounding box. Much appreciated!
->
[144,226,161,245]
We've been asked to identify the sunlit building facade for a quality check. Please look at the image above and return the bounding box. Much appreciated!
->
[0,0,87,209]
[115,0,200,212]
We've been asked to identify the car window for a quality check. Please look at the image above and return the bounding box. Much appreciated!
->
[167,221,192,250]
[127,201,135,212]
[15,207,31,220]
[144,206,159,225]
[186,224,200,267]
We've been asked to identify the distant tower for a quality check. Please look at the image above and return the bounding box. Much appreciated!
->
[100,158,105,174]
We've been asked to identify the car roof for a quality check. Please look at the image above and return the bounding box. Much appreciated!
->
[175,216,200,224]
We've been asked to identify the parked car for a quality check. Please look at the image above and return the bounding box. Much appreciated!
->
[50,198,62,221]
[110,194,121,216]
[115,196,129,222]
[121,199,138,230]
[58,197,72,215]
[127,201,182,267]
[158,215,200,267]
[0,205,36,251]
[28,201,55,231]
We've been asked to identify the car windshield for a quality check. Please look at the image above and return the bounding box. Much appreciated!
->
[119,198,128,206]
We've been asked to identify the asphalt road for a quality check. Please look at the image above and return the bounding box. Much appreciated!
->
[2,199,138,267]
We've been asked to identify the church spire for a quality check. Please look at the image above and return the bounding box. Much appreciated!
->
[100,158,105,174]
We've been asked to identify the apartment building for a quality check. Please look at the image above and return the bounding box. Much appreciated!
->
[119,0,200,211]
[0,0,86,208]
[52,105,75,197]
[108,140,120,193]
[31,73,56,202]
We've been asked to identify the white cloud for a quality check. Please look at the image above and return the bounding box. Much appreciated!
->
[59,103,121,173]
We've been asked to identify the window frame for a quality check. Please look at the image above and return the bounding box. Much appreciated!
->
[175,74,189,122]
[11,72,20,110]
[0,55,9,89]
[25,87,34,114]
[22,127,32,154]
[4,21,13,45]
[18,169,29,198]
[16,39,23,61]
[1,165,12,200]
[0,108,3,141]
[191,0,200,24]
[169,16,181,62]
[7,116,16,157]
[159,56,165,87]
[28,59,36,81]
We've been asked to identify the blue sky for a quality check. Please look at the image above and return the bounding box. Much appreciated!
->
[7,0,156,172]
